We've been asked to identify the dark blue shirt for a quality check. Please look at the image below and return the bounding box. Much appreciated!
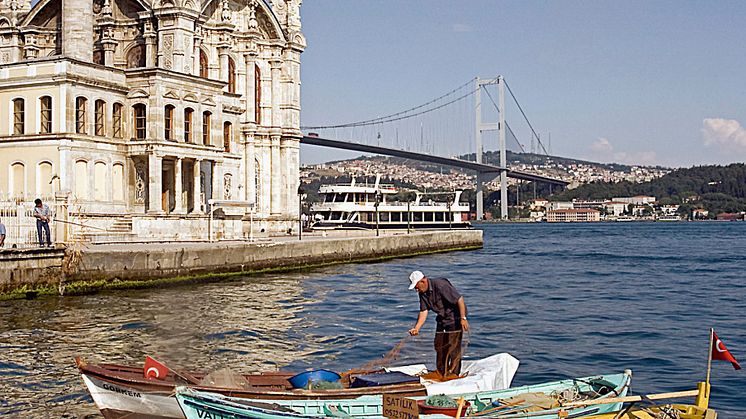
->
[418,277,463,331]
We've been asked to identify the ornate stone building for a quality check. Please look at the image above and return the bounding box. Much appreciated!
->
[0,0,305,240]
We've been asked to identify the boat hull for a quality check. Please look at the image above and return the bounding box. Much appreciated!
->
[176,372,632,419]
[82,374,184,419]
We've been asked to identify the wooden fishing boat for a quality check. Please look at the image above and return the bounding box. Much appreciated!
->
[564,382,716,419]
[175,371,632,419]
[77,353,519,419]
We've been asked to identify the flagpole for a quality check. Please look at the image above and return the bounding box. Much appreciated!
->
[706,328,714,385]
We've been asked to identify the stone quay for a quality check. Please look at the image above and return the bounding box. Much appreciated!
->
[0,229,482,299]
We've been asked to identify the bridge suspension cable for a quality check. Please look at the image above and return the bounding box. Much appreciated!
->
[504,80,550,156]
[301,77,479,130]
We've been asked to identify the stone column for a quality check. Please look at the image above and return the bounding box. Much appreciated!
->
[174,157,184,214]
[62,0,93,62]
[193,159,203,213]
[244,54,257,124]
[143,21,157,68]
[270,135,281,215]
[270,59,282,128]
[147,153,162,213]
[244,131,256,206]
[193,38,202,77]
[260,139,271,216]
[219,47,230,84]
[212,161,223,201]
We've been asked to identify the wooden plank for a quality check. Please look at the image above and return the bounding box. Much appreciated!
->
[560,389,699,408]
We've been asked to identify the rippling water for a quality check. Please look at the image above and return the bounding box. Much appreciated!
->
[1,222,744,417]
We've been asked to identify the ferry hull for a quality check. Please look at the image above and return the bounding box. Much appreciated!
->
[312,222,471,230]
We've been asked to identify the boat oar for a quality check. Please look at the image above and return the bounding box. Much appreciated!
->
[559,389,699,408]
[455,397,466,419]
[469,399,526,416]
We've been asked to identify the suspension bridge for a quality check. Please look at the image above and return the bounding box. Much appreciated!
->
[301,76,568,220]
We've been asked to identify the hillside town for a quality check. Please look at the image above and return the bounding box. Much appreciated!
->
[301,155,670,192]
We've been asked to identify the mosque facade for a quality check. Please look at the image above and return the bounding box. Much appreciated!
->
[0,0,305,241]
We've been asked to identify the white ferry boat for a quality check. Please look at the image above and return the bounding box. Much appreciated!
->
[657,215,683,222]
[310,176,471,230]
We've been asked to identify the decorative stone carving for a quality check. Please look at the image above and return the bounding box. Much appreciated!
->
[221,0,231,22]
[224,174,232,200]
[135,161,147,204]
[248,0,259,31]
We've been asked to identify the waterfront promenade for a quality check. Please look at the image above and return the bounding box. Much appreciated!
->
[0,229,482,299]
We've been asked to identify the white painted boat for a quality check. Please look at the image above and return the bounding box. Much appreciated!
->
[80,353,519,419]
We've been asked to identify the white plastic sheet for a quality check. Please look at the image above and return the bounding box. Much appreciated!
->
[387,352,520,395]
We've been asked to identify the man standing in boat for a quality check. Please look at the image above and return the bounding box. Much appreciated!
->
[408,270,469,378]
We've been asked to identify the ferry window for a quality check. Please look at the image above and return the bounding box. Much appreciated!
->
[425,212,434,222]
[380,212,390,222]
[392,212,401,222]
[413,212,423,222]
[435,212,444,222]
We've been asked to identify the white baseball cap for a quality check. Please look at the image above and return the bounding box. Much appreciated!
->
[408,271,425,290]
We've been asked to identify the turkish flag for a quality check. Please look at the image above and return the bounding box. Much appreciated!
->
[143,356,170,379]
[711,330,741,370]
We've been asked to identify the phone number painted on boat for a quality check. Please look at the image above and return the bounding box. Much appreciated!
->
[383,394,419,419]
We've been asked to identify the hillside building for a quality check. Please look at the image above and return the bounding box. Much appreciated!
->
[0,0,305,241]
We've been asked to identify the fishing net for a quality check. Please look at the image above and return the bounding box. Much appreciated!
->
[199,368,250,389]
[306,380,343,390]
[424,394,458,407]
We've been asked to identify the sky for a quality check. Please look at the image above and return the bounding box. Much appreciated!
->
[299,1,746,168]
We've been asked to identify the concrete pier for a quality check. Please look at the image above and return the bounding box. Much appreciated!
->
[0,230,482,298]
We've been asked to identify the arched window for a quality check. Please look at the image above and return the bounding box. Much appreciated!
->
[13,98,24,135]
[164,105,175,141]
[94,161,107,201]
[255,64,261,124]
[199,49,209,78]
[133,104,146,140]
[94,99,105,136]
[126,44,145,69]
[112,103,123,138]
[184,108,193,143]
[40,96,52,134]
[75,97,87,134]
[202,111,211,145]
[223,122,232,152]
[112,163,125,201]
[74,160,88,199]
[227,57,236,93]
[11,162,25,198]
[254,159,260,206]
[37,161,53,197]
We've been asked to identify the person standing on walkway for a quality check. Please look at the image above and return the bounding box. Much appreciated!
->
[408,270,469,378]
[0,217,6,247]
[33,199,52,247]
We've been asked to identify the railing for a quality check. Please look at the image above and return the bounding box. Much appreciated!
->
[0,202,59,249]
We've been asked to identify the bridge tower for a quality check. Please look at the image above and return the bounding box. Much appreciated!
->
[475,76,508,220]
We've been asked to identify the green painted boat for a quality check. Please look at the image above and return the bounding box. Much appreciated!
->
[176,371,631,419]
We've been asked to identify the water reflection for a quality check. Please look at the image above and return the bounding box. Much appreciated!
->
[0,275,329,417]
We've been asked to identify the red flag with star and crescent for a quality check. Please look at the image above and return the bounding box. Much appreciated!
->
[143,356,169,379]
[711,330,741,370]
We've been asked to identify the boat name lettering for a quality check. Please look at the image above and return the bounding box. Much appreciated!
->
[101,382,141,398]
[383,394,419,419]
[196,408,227,419]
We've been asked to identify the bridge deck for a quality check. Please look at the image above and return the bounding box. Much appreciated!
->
[301,135,568,185]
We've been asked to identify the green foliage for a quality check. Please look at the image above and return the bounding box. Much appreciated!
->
[552,163,746,216]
